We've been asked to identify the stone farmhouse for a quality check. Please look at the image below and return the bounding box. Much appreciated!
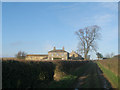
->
[48,47,69,60]
[25,47,83,60]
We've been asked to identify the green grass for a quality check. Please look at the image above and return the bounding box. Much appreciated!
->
[48,75,77,88]
[97,62,118,88]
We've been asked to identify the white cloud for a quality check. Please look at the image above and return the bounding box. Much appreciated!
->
[70,14,115,30]
[10,41,34,47]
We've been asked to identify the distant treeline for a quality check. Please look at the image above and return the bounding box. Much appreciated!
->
[2,59,88,88]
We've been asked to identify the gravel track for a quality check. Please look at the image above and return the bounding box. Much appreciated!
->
[74,61,112,89]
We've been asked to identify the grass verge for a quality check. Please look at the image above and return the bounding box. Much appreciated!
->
[96,62,119,88]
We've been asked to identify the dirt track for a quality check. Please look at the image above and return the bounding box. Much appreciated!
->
[73,61,112,89]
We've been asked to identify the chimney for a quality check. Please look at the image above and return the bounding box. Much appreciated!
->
[53,47,56,50]
[62,46,64,50]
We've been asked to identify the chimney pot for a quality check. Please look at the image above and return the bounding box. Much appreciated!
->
[53,47,56,50]
[62,46,64,50]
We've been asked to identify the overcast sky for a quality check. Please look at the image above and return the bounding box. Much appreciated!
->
[2,2,118,59]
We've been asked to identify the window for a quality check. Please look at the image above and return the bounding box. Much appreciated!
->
[52,53,53,56]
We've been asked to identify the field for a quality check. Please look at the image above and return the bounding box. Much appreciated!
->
[2,56,119,89]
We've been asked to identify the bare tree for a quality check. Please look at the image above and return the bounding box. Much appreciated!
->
[15,51,26,59]
[105,52,115,58]
[105,54,111,58]
[75,25,101,60]
[110,52,115,58]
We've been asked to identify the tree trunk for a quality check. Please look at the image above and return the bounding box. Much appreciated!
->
[84,52,88,60]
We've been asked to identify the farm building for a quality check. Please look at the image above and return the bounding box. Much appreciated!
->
[69,51,84,60]
[25,54,48,60]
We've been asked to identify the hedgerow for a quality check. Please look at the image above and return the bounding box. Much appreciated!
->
[2,60,55,88]
[2,59,88,88]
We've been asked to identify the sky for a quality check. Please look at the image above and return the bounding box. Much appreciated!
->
[2,2,118,59]
[1,0,119,2]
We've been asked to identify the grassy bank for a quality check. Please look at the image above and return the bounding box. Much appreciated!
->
[97,62,118,88]
[97,56,119,76]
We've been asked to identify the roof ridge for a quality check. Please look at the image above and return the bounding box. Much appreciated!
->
[26,54,48,56]
[48,49,67,52]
